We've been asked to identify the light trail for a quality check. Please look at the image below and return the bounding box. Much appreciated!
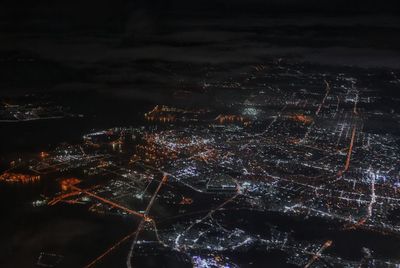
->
[315,80,330,116]
[337,125,357,176]
[262,104,287,134]
[304,240,333,268]
[349,170,377,230]
[48,185,100,205]
[69,185,145,219]
[50,182,147,268]
[126,174,169,268]
[344,126,357,172]
[353,92,359,115]
[174,181,240,249]
[48,191,81,205]
[367,172,376,218]
[79,176,169,268]
[150,220,164,245]
[300,121,315,144]
[145,174,168,215]
[335,123,345,148]
[334,96,340,117]
[84,229,139,268]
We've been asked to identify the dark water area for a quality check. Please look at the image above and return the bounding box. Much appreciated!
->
[0,203,137,268]
[216,209,400,262]
[132,245,192,268]
[225,248,298,268]
[0,182,46,207]
[0,91,154,154]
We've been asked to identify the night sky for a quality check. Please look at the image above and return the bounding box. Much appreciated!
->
[0,1,399,97]
[1,0,400,32]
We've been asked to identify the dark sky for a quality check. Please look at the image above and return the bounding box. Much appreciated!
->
[1,0,399,34]
[1,0,399,19]
[2,0,400,11]
[1,0,399,97]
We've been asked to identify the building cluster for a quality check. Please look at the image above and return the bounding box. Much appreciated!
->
[4,60,400,267]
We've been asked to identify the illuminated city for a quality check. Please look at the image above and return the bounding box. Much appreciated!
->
[1,1,400,268]
[1,57,400,267]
